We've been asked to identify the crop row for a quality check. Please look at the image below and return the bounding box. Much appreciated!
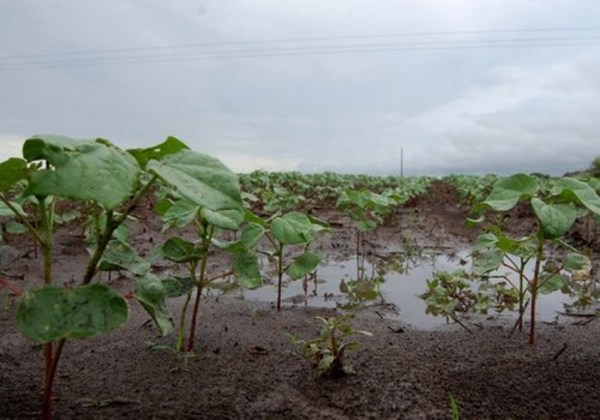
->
[0,135,599,419]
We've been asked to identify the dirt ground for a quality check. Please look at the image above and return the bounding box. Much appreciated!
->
[1,181,599,419]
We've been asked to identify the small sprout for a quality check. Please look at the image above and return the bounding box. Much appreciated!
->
[288,313,372,379]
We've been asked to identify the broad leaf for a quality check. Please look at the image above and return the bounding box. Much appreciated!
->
[127,136,189,168]
[147,150,243,230]
[472,233,499,251]
[531,198,577,239]
[98,240,150,275]
[135,274,173,335]
[162,237,203,263]
[232,249,262,289]
[16,284,128,343]
[537,274,564,295]
[563,253,590,272]
[287,252,322,280]
[471,248,504,276]
[162,198,199,230]
[271,212,318,245]
[240,222,265,249]
[23,136,140,210]
[554,178,600,215]
[0,201,26,217]
[161,276,195,298]
[0,158,27,192]
[483,174,538,212]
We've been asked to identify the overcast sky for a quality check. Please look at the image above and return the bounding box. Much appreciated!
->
[1,1,599,176]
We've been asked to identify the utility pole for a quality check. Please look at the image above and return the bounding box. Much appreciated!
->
[400,147,404,178]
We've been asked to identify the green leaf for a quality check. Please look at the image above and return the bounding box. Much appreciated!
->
[357,220,378,232]
[161,276,195,298]
[127,136,189,168]
[554,178,600,215]
[202,208,243,231]
[240,222,265,249]
[271,212,317,245]
[162,237,203,263]
[16,285,128,343]
[563,253,590,272]
[98,240,151,276]
[0,158,27,192]
[538,274,564,294]
[0,201,26,217]
[483,174,538,212]
[471,248,504,276]
[5,221,27,235]
[135,274,173,336]
[22,135,89,161]
[287,252,322,280]
[472,233,499,251]
[162,198,199,230]
[147,150,243,230]
[23,136,141,210]
[531,198,576,239]
[232,249,262,289]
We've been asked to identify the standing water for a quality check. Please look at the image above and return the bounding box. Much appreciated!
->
[237,252,585,330]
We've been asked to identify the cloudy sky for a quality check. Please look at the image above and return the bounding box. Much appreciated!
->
[1,1,599,176]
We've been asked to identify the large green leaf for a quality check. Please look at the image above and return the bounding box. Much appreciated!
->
[16,284,128,343]
[23,135,89,162]
[554,178,600,215]
[271,212,318,245]
[135,274,173,336]
[0,158,27,193]
[147,150,243,230]
[531,198,576,239]
[287,252,322,280]
[23,136,140,210]
[483,174,538,212]
[127,136,189,168]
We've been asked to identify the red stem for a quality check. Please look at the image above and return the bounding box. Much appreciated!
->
[0,277,24,296]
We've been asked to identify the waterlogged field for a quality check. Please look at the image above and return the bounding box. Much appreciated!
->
[1,136,600,419]
[241,252,582,330]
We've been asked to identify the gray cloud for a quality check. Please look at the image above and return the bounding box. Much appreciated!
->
[1,1,600,175]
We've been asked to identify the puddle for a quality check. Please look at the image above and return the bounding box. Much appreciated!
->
[235,252,593,330]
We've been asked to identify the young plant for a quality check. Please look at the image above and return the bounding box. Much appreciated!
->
[0,134,240,418]
[336,189,403,281]
[135,149,262,353]
[288,313,372,378]
[253,211,329,310]
[470,174,600,345]
[0,135,172,419]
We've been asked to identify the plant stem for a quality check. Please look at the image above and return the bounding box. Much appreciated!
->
[176,292,191,353]
[186,224,213,352]
[529,237,544,346]
[276,243,284,311]
[518,257,525,332]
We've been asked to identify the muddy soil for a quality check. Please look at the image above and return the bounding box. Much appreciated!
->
[1,183,599,419]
